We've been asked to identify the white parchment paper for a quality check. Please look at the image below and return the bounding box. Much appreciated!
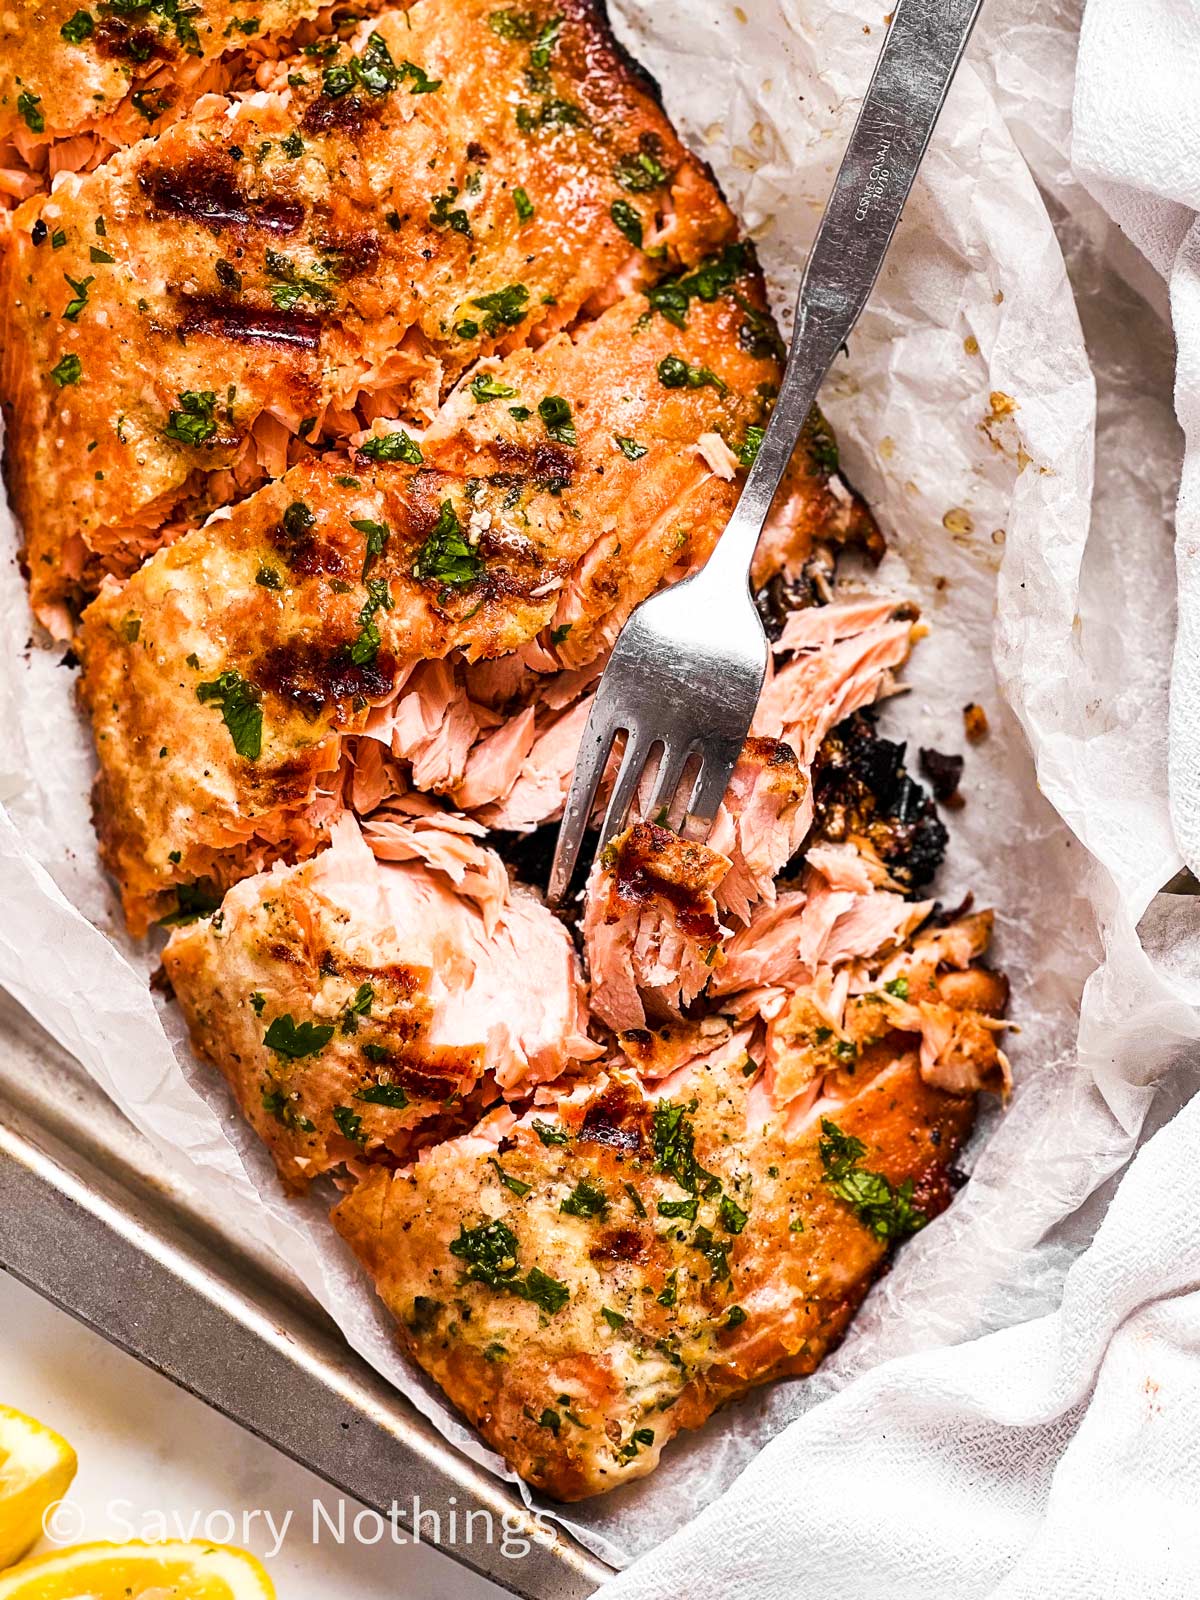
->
[1,0,1194,1572]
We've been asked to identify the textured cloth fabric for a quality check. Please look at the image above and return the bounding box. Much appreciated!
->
[601,5,1200,1595]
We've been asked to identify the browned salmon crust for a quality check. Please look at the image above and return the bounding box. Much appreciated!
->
[77,275,857,934]
[332,1039,976,1500]
[3,0,737,625]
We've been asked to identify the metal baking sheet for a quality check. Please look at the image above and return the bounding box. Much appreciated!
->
[0,987,611,1599]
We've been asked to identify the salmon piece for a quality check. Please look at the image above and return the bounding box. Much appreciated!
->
[77,276,785,933]
[0,0,351,179]
[331,1029,978,1500]
[583,823,729,1033]
[706,737,810,924]
[164,816,598,1190]
[3,0,737,624]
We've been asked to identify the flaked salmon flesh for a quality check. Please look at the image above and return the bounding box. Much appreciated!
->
[1,0,1011,1502]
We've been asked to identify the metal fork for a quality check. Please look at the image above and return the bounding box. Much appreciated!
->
[548,0,986,904]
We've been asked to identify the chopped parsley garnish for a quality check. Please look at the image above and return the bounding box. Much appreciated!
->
[614,142,670,192]
[549,623,572,647]
[265,247,335,310]
[156,880,221,927]
[490,1157,532,1197]
[470,372,518,402]
[195,668,263,760]
[532,1118,568,1146]
[809,425,840,475]
[449,1218,570,1314]
[645,242,751,328]
[624,1181,647,1218]
[281,130,304,158]
[525,15,561,86]
[601,1306,626,1329]
[332,1104,365,1144]
[61,273,94,322]
[512,186,535,222]
[261,1086,315,1133]
[263,1013,335,1059]
[470,282,530,332]
[17,92,44,134]
[350,577,393,665]
[89,245,114,264]
[536,1407,561,1433]
[614,434,646,461]
[736,425,765,467]
[358,428,423,464]
[538,394,576,445]
[164,389,218,446]
[736,294,786,360]
[609,199,643,250]
[884,975,910,999]
[429,185,472,238]
[61,8,94,41]
[322,33,439,98]
[692,1225,731,1282]
[250,991,266,1015]
[357,1080,410,1109]
[50,228,67,249]
[352,517,389,579]
[488,8,540,39]
[657,1270,678,1307]
[362,1041,390,1064]
[657,354,726,392]
[256,565,283,590]
[725,1304,747,1328]
[413,499,484,588]
[508,403,531,420]
[339,982,374,1033]
[719,1193,749,1234]
[560,1179,608,1219]
[789,1215,806,1233]
[659,1194,697,1222]
[652,1100,720,1197]
[818,1118,927,1243]
[50,353,81,387]
[516,96,583,130]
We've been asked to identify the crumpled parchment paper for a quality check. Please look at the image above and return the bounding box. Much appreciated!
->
[0,0,1192,1571]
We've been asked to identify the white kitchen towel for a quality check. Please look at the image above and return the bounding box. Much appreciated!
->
[1074,0,1200,877]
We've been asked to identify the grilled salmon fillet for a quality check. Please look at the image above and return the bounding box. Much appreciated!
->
[3,0,735,627]
[0,0,345,181]
[163,815,598,1190]
[78,277,832,933]
[331,1030,977,1500]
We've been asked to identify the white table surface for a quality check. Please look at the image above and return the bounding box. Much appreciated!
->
[0,1269,508,1598]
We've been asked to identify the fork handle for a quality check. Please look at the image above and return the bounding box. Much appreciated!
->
[700,0,986,590]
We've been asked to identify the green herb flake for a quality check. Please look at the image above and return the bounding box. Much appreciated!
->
[609,199,643,250]
[725,1304,747,1328]
[17,91,44,134]
[413,499,484,589]
[560,1178,608,1220]
[657,353,726,393]
[737,424,765,468]
[429,185,472,238]
[507,403,531,420]
[156,880,222,927]
[538,393,576,445]
[884,975,910,999]
[537,1407,561,1433]
[719,1193,749,1235]
[352,517,390,580]
[358,428,423,464]
[549,623,572,647]
[614,143,670,192]
[60,9,95,42]
[652,1099,721,1198]
[255,565,283,590]
[657,1270,678,1308]
[61,272,94,322]
[332,1104,365,1144]
[532,1118,568,1146]
[489,1157,532,1197]
[818,1117,927,1243]
[614,434,647,461]
[249,991,266,1016]
[260,1086,315,1133]
[263,1013,335,1059]
[470,372,518,403]
[195,668,263,760]
[50,353,81,387]
[448,1218,570,1314]
[624,1180,647,1218]
[164,389,218,446]
[350,576,393,665]
[512,186,535,222]
[355,1078,408,1109]
[281,131,304,159]
[601,1306,626,1330]
[470,281,529,333]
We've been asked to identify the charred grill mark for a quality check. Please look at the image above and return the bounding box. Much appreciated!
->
[302,94,377,136]
[268,517,349,580]
[257,640,397,720]
[178,295,323,351]
[359,1055,461,1104]
[612,823,723,943]
[319,229,382,281]
[94,16,172,61]
[491,439,577,484]
[579,1082,650,1152]
[139,155,305,236]
[590,1227,648,1264]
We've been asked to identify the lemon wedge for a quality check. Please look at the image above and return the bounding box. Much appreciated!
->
[0,1540,276,1598]
[0,1407,77,1571]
